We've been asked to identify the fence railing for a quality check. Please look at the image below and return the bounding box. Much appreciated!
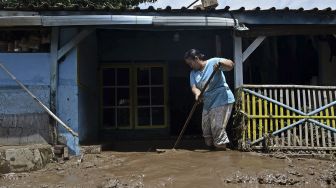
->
[235,85,336,150]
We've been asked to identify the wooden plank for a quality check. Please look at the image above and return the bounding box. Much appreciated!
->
[252,93,257,141]
[280,89,285,146]
[247,93,251,142]
[318,90,326,147]
[274,89,279,146]
[242,36,266,62]
[330,90,336,146]
[323,90,332,147]
[57,28,95,60]
[50,27,59,145]
[234,36,243,89]
[264,89,268,136]
[304,89,311,147]
[291,89,297,146]
[286,89,291,146]
[269,89,274,146]
[236,26,336,38]
[297,89,303,146]
[258,89,263,146]
[242,91,246,143]
[312,90,320,147]
[242,84,336,89]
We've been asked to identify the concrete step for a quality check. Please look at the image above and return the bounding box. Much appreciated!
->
[0,144,53,174]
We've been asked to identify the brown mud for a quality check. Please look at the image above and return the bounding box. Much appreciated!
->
[0,149,336,188]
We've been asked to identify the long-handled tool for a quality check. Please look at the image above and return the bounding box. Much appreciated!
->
[173,66,220,149]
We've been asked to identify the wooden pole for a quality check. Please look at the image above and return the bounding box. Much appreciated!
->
[50,27,59,144]
[234,35,243,89]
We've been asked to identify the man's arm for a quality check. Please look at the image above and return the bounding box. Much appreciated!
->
[191,85,201,101]
[219,59,235,71]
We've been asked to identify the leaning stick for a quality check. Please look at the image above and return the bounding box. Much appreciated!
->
[0,63,78,137]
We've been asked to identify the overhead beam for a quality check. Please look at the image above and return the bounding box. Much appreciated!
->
[236,26,336,37]
[43,15,235,27]
[57,28,95,60]
[242,36,266,62]
[234,35,243,89]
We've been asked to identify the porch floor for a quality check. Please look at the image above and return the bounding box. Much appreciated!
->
[101,136,210,152]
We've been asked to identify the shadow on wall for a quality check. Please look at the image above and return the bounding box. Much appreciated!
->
[0,113,52,145]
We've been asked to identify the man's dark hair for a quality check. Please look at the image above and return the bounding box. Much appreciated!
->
[184,49,206,60]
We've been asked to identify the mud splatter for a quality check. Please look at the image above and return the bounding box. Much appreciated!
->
[0,150,335,188]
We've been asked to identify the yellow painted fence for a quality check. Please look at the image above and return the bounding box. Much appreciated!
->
[236,85,336,150]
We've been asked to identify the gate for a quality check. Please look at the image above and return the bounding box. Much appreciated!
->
[235,85,336,150]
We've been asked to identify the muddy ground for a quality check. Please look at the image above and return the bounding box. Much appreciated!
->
[0,149,336,188]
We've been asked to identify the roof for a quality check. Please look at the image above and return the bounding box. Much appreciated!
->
[0,0,335,28]
[139,0,336,11]
[0,0,335,12]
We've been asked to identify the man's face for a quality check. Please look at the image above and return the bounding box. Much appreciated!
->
[185,57,201,70]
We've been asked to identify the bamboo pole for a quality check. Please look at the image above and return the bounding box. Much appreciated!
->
[286,89,291,146]
[313,90,320,147]
[323,90,331,147]
[247,93,251,141]
[306,89,313,147]
[318,90,326,147]
[297,89,302,146]
[330,90,336,145]
[291,89,296,146]
[275,89,279,146]
[280,89,284,146]
[263,89,268,137]
[252,94,256,141]
[258,89,262,145]
[242,91,246,144]
[269,89,274,146]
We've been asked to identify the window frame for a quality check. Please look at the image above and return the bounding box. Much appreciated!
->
[134,64,168,129]
[100,64,133,130]
[100,63,168,130]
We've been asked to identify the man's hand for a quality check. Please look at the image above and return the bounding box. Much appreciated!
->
[213,62,221,70]
[191,85,202,103]
[195,89,201,101]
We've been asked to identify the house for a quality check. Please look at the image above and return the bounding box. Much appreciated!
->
[0,1,335,154]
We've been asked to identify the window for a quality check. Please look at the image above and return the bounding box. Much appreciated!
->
[136,67,165,128]
[101,64,167,129]
[102,67,131,129]
[0,29,50,53]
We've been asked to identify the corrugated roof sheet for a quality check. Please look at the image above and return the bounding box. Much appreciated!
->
[139,0,336,11]
[0,0,334,12]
